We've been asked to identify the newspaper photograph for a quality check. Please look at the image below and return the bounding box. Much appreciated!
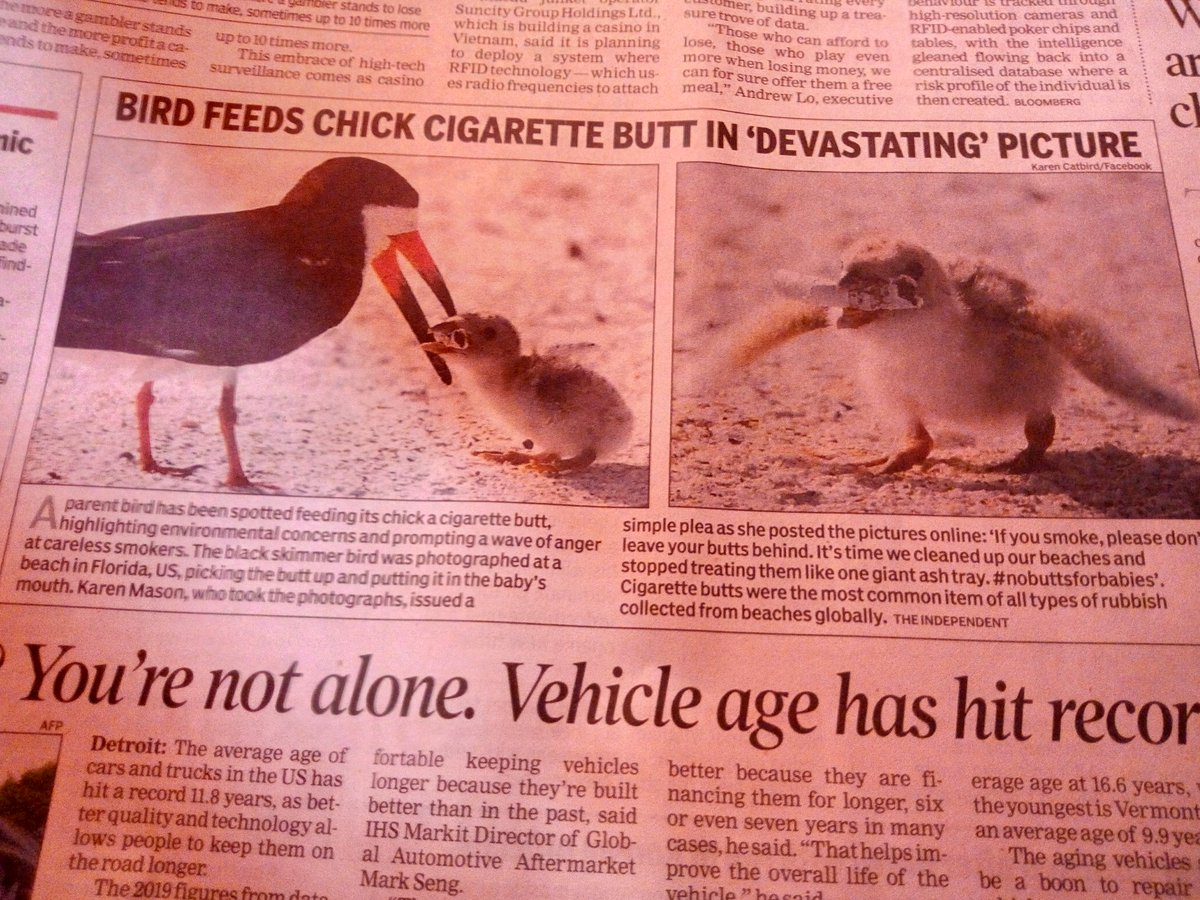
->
[1,0,1198,896]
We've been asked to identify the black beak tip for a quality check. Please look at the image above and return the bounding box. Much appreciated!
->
[428,351,452,385]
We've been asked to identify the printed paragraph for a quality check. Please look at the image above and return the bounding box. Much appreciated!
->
[664,758,948,893]
[680,0,894,105]
[360,747,642,891]
[973,769,1200,897]
[0,1,190,68]
[71,733,345,898]
[618,516,1192,634]
[448,0,662,97]
[910,0,1131,109]
[15,495,603,611]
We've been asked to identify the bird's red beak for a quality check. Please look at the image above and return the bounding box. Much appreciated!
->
[371,230,457,384]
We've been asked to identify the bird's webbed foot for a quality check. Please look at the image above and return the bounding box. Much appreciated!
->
[990,411,1055,474]
[473,448,597,474]
[135,382,204,479]
[873,421,934,474]
[222,473,278,494]
[136,457,205,479]
[992,447,1049,474]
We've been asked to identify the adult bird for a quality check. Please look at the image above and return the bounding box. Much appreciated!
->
[54,156,456,488]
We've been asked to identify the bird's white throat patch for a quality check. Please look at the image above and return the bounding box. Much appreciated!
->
[362,205,420,253]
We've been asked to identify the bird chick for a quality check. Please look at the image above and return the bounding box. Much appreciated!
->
[422,313,633,473]
[744,236,1198,473]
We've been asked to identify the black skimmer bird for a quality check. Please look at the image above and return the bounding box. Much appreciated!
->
[421,313,633,473]
[55,156,456,488]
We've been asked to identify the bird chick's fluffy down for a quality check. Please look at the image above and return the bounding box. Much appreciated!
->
[424,313,633,469]
[733,236,1197,472]
[850,238,1196,450]
[853,267,1065,432]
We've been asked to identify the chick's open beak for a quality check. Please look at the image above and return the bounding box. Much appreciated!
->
[834,277,878,328]
[420,319,468,355]
[371,230,457,384]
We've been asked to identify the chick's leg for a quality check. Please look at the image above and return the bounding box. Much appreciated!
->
[1005,409,1055,472]
[879,420,934,474]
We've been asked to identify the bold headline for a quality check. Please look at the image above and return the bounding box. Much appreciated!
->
[112,92,1150,166]
[8,645,1197,751]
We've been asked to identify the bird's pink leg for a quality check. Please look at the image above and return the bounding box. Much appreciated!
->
[134,381,201,477]
[218,381,253,488]
[135,381,156,472]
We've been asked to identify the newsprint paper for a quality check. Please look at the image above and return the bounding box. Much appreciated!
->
[2,0,1200,896]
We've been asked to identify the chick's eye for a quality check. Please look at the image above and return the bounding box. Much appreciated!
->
[451,329,469,349]
[481,326,497,341]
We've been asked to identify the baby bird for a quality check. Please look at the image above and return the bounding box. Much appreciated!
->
[744,236,1198,473]
[422,313,633,473]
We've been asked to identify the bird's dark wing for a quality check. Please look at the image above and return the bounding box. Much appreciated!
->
[949,258,1038,326]
[520,355,618,419]
[57,206,365,367]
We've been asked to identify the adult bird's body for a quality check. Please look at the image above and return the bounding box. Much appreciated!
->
[55,156,455,487]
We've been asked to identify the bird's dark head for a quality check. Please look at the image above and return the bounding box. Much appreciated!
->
[835,237,942,328]
[289,157,458,384]
[282,157,420,211]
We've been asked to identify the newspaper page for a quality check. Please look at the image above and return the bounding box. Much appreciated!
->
[1,0,1199,896]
